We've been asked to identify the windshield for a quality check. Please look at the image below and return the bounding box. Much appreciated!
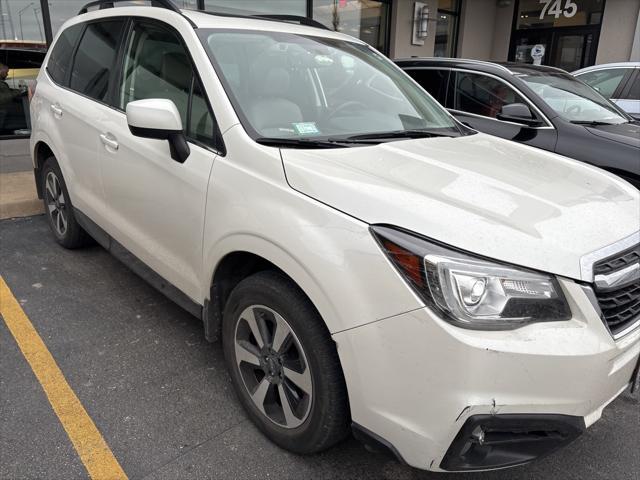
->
[198,29,461,144]
[519,72,628,124]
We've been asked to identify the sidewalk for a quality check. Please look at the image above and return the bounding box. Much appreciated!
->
[0,171,43,220]
[0,139,43,220]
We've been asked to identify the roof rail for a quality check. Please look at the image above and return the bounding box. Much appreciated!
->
[79,0,179,15]
[397,57,513,75]
[252,14,329,30]
[195,10,330,30]
[78,0,197,27]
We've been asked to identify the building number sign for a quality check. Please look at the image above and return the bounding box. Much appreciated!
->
[539,0,578,19]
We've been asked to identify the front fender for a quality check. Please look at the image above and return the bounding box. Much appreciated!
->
[202,155,422,334]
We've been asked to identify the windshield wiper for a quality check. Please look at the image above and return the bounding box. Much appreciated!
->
[255,137,354,149]
[336,129,457,142]
[570,120,619,126]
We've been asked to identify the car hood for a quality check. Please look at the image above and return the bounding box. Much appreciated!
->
[281,133,640,281]
[585,122,640,148]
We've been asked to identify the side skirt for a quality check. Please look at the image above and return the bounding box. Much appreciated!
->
[74,208,203,320]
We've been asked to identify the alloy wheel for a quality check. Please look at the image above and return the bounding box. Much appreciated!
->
[234,305,313,429]
[45,171,67,237]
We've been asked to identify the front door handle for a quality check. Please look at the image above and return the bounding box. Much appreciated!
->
[50,103,63,117]
[100,133,119,151]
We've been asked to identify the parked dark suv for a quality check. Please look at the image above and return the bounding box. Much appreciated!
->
[396,58,640,188]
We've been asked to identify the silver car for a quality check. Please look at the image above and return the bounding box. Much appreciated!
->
[574,62,640,120]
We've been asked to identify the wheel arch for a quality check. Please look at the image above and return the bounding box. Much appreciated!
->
[203,237,340,343]
[33,140,58,199]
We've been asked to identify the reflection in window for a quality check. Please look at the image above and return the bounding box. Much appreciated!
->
[434,0,460,58]
[313,0,390,54]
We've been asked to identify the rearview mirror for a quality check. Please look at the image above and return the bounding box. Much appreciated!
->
[496,103,541,127]
[126,99,190,163]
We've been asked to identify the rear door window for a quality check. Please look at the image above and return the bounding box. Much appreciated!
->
[47,24,83,85]
[70,20,125,102]
[404,68,449,105]
[452,71,528,119]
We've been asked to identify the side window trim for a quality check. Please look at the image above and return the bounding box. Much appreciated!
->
[119,17,225,156]
[187,75,196,137]
[610,69,634,100]
[617,69,639,100]
[107,17,134,109]
[450,68,553,128]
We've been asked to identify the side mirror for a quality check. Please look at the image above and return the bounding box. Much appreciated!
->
[496,103,542,127]
[126,99,190,163]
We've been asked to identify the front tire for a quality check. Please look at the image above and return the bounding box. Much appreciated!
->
[222,271,350,454]
[41,157,90,248]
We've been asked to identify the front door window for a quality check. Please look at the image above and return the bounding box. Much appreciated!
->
[119,21,218,149]
[453,72,529,120]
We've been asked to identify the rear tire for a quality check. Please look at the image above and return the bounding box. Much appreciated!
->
[222,270,350,454]
[41,157,91,249]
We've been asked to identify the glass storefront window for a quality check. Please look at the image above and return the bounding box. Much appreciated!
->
[516,0,604,30]
[312,0,390,54]
[204,0,306,16]
[434,0,460,58]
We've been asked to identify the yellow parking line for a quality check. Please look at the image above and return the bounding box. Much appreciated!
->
[0,276,128,480]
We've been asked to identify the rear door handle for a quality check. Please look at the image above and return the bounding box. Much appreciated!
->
[100,133,119,151]
[50,103,63,117]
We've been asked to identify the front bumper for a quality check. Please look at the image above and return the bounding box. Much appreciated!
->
[333,279,640,472]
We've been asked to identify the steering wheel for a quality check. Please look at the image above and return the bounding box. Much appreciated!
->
[327,101,368,120]
[566,104,582,116]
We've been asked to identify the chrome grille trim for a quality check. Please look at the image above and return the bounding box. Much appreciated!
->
[585,236,640,340]
[580,231,640,282]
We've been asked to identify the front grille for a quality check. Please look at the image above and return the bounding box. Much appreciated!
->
[593,245,640,276]
[593,244,640,336]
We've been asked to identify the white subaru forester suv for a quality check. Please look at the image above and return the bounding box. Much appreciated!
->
[30,0,640,472]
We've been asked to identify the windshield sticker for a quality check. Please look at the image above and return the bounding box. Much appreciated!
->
[293,122,320,136]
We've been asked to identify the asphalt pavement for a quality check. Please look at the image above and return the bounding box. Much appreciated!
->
[1,215,638,480]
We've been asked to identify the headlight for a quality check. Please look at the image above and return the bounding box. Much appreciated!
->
[371,226,571,330]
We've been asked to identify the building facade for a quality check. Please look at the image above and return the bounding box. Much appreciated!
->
[3,1,639,64]
[1,0,639,141]
[390,0,640,70]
